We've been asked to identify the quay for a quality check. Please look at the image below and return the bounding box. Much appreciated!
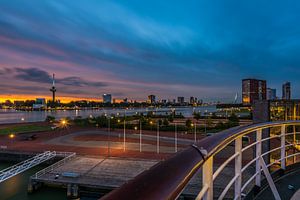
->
[28,154,242,199]
[29,156,158,198]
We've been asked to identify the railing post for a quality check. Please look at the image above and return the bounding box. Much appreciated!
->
[281,125,286,170]
[293,125,296,164]
[203,156,213,200]
[235,137,242,200]
[256,129,262,187]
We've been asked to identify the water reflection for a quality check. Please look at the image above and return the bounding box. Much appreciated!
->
[0,106,217,124]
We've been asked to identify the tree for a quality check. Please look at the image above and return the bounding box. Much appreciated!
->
[167,114,174,122]
[186,119,192,128]
[228,113,239,127]
[163,118,169,126]
[206,117,213,128]
[45,115,55,122]
[193,112,201,121]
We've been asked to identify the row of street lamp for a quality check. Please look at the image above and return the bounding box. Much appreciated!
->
[104,112,200,156]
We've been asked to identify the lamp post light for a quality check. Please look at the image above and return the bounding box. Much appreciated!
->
[150,120,153,131]
[107,116,114,157]
[123,108,127,152]
[193,122,197,143]
[139,119,142,153]
[108,116,110,157]
[175,122,177,152]
[9,133,15,148]
[204,118,207,135]
[157,121,160,154]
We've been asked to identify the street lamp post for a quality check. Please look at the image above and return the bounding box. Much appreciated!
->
[123,109,126,152]
[107,116,112,157]
[175,122,177,152]
[157,121,160,154]
[204,111,207,135]
[9,133,15,148]
[194,122,197,143]
[139,119,142,152]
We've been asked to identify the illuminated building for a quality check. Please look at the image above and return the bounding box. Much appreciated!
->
[177,97,185,104]
[242,78,266,105]
[253,100,300,122]
[103,94,112,104]
[282,82,291,100]
[148,95,156,104]
[33,98,46,109]
[267,88,277,100]
[190,97,195,104]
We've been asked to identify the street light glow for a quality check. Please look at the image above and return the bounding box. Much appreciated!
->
[9,133,15,139]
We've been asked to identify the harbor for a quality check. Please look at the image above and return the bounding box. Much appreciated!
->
[29,156,158,198]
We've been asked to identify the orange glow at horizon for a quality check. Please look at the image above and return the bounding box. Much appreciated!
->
[0,94,124,103]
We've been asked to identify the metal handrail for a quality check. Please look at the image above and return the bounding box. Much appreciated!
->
[34,152,76,178]
[101,120,300,200]
[0,151,56,183]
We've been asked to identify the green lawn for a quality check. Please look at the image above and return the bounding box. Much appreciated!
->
[0,125,52,135]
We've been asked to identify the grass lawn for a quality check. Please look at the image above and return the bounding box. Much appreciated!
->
[0,125,52,135]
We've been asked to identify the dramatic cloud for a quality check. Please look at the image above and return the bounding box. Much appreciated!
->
[0,0,300,101]
[14,68,51,83]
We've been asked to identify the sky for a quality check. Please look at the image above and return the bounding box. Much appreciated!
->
[0,0,300,102]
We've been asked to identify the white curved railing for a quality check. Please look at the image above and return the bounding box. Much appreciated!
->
[196,121,300,200]
[102,121,300,200]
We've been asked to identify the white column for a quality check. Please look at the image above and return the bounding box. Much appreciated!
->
[235,137,242,200]
[203,156,213,200]
[281,125,286,170]
[256,129,262,187]
[293,125,296,163]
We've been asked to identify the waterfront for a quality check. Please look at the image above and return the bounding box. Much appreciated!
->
[0,106,218,124]
[0,162,66,200]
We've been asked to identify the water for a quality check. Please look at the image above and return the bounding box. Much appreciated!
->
[0,106,217,124]
[0,162,66,200]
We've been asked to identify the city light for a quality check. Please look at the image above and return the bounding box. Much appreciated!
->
[9,133,15,139]
[60,119,68,128]
[134,126,138,130]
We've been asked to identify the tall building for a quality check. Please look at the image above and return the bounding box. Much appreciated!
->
[103,94,112,103]
[282,82,291,100]
[33,98,46,109]
[49,74,57,103]
[148,95,156,104]
[177,97,185,104]
[267,88,277,100]
[242,79,267,105]
[190,97,195,104]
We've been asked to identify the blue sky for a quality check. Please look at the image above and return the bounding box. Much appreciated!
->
[0,0,299,102]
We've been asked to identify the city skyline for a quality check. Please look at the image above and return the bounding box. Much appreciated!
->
[1,0,300,102]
